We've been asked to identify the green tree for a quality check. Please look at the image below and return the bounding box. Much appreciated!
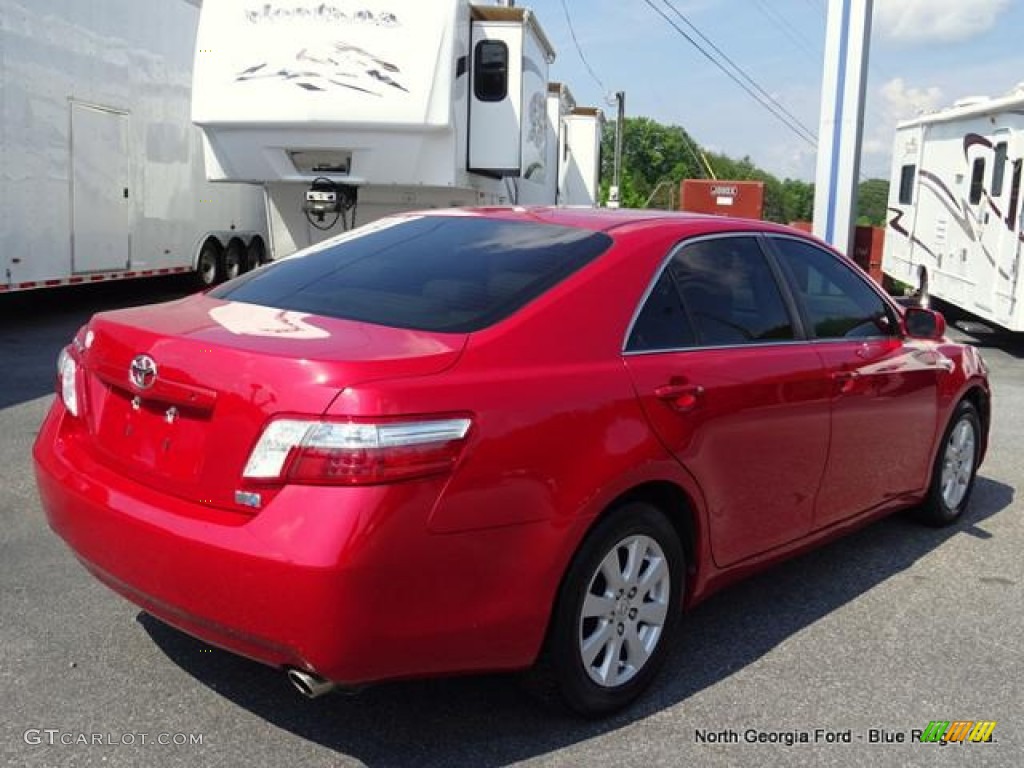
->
[599,116,815,224]
[780,178,815,223]
[599,117,705,208]
[856,179,890,226]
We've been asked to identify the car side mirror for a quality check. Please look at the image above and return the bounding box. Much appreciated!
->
[904,307,946,340]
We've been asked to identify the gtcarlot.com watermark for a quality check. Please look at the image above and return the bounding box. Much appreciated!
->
[24,729,204,747]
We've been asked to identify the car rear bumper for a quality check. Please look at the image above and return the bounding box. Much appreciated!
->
[33,405,560,684]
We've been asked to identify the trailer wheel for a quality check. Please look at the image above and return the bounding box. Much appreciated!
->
[246,236,267,269]
[916,266,930,308]
[195,240,222,289]
[224,240,246,281]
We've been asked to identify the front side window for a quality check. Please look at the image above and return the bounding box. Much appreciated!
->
[670,236,795,346]
[212,216,611,333]
[473,40,509,102]
[770,237,896,340]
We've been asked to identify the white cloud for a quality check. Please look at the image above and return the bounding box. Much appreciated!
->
[875,0,1010,44]
[859,78,944,177]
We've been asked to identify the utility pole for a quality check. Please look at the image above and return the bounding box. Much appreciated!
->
[609,91,625,208]
[813,0,874,255]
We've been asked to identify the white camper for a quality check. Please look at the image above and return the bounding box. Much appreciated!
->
[883,89,1024,331]
[192,0,604,259]
[0,0,268,294]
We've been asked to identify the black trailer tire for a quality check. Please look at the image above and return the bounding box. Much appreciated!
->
[223,240,246,281]
[194,240,222,289]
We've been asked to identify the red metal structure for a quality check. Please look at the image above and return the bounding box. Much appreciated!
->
[789,220,884,285]
[679,179,766,220]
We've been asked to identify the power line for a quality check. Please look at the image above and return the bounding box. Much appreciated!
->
[660,0,818,144]
[805,0,828,20]
[641,0,817,147]
[751,0,822,62]
[558,0,610,98]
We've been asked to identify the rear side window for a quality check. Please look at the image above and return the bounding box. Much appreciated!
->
[770,237,896,340]
[212,217,612,333]
[626,271,697,352]
[670,237,795,346]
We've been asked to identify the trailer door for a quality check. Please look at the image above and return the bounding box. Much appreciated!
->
[71,103,131,273]
[1001,143,1024,319]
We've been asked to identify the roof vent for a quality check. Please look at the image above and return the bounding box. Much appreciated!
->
[953,96,989,108]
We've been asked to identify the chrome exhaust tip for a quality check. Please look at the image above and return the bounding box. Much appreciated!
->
[286,668,337,699]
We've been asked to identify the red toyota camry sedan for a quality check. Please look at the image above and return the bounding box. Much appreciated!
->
[34,208,990,716]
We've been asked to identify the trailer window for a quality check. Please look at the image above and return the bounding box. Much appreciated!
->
[898,165,916,205]
[969,158,986,205]
[993,142,1008,197]
[1009,160,1023,231]
[474,40,509,102]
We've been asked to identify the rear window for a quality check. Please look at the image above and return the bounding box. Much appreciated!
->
[211,216,612,333]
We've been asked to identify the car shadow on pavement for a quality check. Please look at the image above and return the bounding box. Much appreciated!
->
[960,330,1024,361]
[140,475,1014,768]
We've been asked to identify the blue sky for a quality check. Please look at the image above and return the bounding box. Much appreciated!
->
[527,0,1024,181]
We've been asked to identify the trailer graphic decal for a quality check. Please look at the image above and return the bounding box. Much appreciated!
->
[917,169,980,246]
[887,207,939,261]
[917,168,1006,275]
[236,42,408,96]
[244,4,400,28]
[888,168,1010,281]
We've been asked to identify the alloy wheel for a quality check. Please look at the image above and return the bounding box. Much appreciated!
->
[578,534,671,688]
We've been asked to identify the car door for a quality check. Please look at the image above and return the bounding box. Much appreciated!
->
[623,234,832,567]
[767,235,944,529]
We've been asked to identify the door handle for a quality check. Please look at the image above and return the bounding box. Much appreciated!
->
[654,383,705,411]
[832,370,860,395]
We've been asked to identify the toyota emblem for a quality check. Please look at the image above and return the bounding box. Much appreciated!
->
[129,355,158,390]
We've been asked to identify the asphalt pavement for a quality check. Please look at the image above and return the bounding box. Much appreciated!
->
[1,280,1021,767]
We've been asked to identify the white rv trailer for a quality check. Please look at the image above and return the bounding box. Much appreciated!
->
[883,89,1024,331]
[192,0,604,259]
[0,0,267,295]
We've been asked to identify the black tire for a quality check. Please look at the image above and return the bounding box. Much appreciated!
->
[534,502,684,717]
[247,237,267,269]
[916,266,930,308]
[223,240,246,281]
[194,241,221,289]
[914,400,981,526]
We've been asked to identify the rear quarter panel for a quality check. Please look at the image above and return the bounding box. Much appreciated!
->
[324,223,716,612]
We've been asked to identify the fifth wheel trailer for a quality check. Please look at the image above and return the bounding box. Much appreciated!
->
[0,0,268,294]
[192,0,605,260]
[883,88,1024,331]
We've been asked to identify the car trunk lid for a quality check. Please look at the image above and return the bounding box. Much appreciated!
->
[76,295,466,512]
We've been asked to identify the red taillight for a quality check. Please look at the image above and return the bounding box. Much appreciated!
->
[242,416,473,486]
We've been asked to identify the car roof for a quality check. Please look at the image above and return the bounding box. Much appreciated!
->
[412,205,822,240]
